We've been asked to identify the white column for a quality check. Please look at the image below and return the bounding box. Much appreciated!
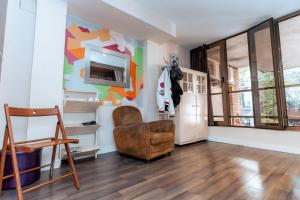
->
[142,40,161,122]
[0,0,36,145]
[27,0,67,167]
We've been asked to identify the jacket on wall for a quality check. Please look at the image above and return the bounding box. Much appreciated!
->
[170,60,183,107]
[157,67,175,117]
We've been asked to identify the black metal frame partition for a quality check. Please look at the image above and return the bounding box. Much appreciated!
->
[206,10,300,130]
[274,10,300,130]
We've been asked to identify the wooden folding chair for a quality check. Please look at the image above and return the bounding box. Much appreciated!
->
[0,104,80,200]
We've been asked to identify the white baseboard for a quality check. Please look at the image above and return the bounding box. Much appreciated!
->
[99,146,116,154]
[208,135,300,155]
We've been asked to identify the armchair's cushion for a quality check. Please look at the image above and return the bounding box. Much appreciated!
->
[150,132,174,145]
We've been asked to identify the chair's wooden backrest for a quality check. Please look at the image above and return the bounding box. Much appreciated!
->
[5,104,59,117]
[4,104,65,139]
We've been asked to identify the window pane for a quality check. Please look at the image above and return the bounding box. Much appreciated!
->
[207,46,222,93]
[229,92,253,116]
[288,119,300,127]
[279,15,300,127]
[226,33,252,91]
[261,118,278,124]
[182,82,187,92]
[259,89,278,117]
[214,117,224,121]
[183,72,187,81]
[285,87,300,119]
[283,67,300,86]
[279,15,300,85]
[231,117,254,126]
[254,27,276,88]
[211,94,224,116]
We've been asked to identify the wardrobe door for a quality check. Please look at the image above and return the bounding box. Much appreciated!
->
[196,95,208,139]
[181,94,197,143]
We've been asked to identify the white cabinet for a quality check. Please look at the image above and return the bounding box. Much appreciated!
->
[174,68,208,145]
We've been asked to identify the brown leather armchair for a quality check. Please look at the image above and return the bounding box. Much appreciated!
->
[112,106,175,161]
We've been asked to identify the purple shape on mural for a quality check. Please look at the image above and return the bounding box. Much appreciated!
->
[78,26,90,33]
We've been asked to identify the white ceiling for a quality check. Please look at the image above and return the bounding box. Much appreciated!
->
[67,0,300,49]
[128,0,300,49]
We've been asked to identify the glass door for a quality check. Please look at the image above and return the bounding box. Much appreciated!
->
[207,41,229,126]
[248,19,283,129]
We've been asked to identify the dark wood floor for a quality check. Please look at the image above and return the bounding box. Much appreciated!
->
[3,141,300,200]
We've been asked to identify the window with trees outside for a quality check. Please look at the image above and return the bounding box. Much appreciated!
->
[226,33,254,127]
[206,11,300,130]
[277,14,300,128]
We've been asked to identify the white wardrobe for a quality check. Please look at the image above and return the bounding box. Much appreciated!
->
[174,67,208,145]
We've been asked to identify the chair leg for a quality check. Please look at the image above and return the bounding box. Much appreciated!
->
[64,143,80,189]
[0,129,9,195]
[9,145,23,200]
[49,145,57,179]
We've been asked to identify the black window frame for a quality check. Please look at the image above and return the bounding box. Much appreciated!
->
[205,10,300,130]
[275,10,300,130]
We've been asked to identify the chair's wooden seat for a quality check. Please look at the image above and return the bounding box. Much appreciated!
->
[9,139,79,153]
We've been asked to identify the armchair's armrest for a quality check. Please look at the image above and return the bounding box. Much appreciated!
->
[113,123,150,157]
[147,120,175,133]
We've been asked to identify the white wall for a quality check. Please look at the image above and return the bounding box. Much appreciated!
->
[0,0,8,80]
[27,0,67,167]
[0,0,36,145]
[209,127,300,154]
[160,41,190,68]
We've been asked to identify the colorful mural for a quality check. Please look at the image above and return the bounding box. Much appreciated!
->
[64,16,144,106]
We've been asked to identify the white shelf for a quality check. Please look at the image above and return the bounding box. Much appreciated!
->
[64,100,99,113]
[62,90,100,161]
[64,90,97,100]
[62,145,100,160]
[65,124,100,136]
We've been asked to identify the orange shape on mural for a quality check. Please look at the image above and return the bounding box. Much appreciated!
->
[68,23,111,42]
[109,87,127,98]
[105,93,122,106]
[98,28,111,42]
[80,68,85,79]
[69,48,85,59]
[67,38,81,50]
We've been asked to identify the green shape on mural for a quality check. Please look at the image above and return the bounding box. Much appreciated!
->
[64,57,74,75]
[111,92,123,100]
[94,85,110,100]
[63,57,74,88]
[133,47,144,80]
